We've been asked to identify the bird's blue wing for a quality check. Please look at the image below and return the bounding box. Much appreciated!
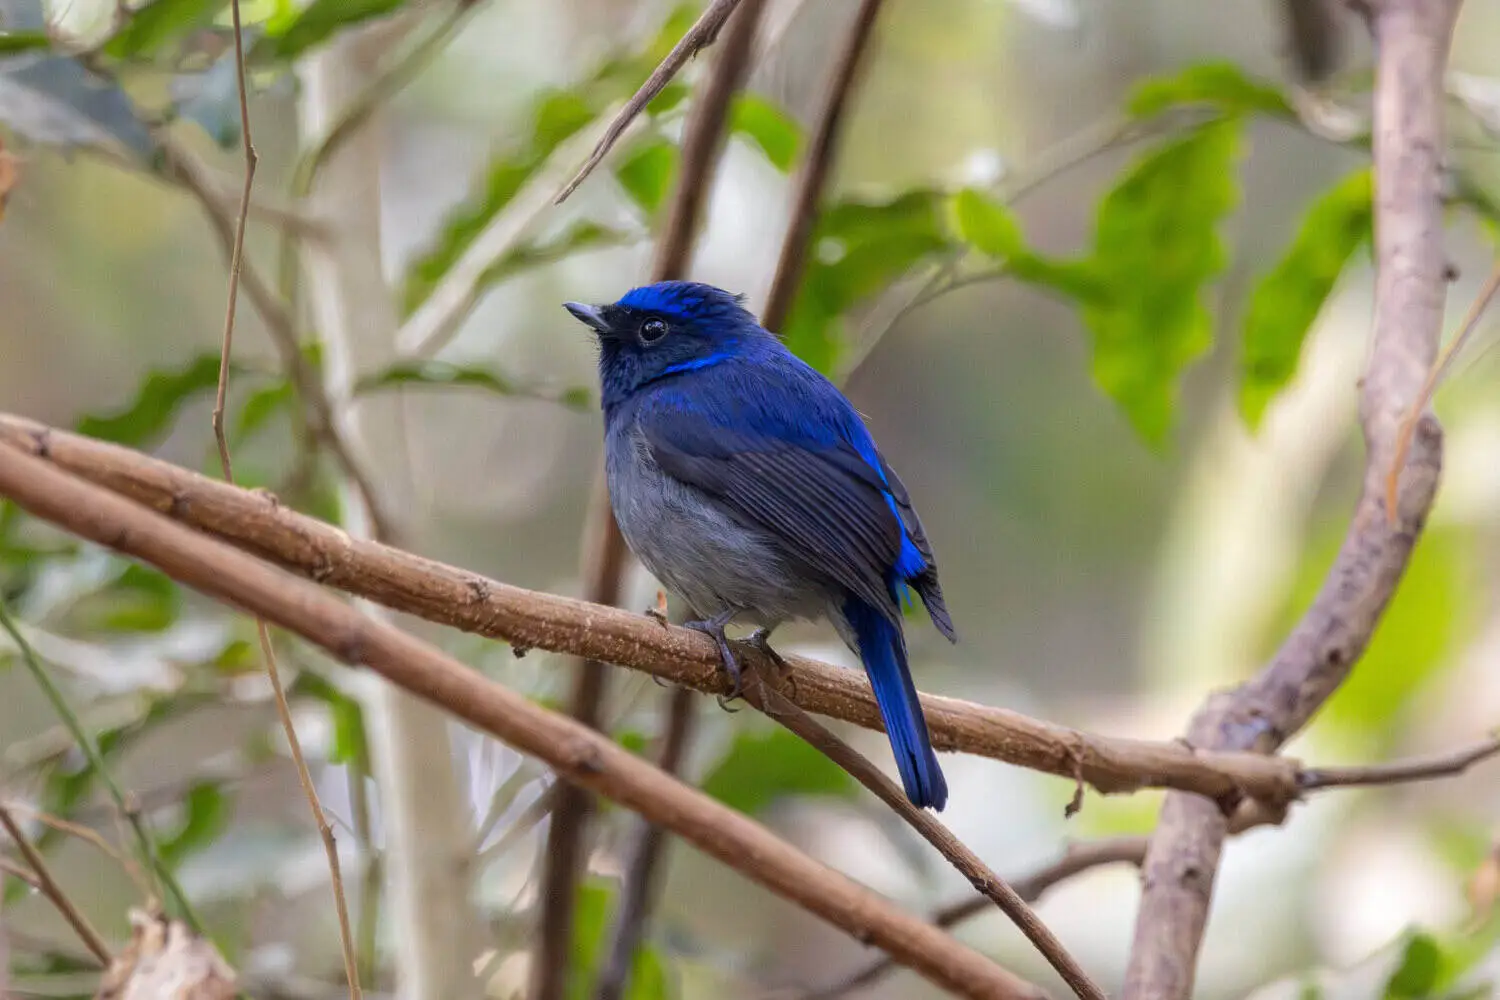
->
[637,373,910,623]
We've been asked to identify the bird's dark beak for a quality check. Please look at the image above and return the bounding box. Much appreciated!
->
[563,301,611,335]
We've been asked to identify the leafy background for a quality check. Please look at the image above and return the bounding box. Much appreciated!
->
[2,0,1500,997]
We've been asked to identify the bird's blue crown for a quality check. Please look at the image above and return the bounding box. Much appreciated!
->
[567,281,774,409]
[616,281,755,326]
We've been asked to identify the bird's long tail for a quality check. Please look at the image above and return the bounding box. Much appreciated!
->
[843,597,948,811]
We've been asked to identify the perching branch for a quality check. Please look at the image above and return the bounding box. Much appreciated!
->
[761,0,886,333]
[553,0,743,204]
[746,676,1104,1000]
[535,4,765,993]
[0,412,1320,804]
[0,803,111,967]
[0,443,1041,1000]
[1120,2,1458,997]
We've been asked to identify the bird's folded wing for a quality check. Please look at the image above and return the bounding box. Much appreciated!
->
[638,400,904,623]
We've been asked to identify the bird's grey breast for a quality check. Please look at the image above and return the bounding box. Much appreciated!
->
[604,407,824,625]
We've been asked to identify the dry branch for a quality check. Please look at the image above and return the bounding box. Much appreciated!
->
[0,443,1040,1000]
[1120,1,1458,997]
[0,413,1311,805]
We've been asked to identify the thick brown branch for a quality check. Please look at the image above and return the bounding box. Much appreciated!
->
[535,4,765,994]
[761,0,885,333]
[1120,2,1458,997]
[0,443,1040,1000]
[0,413,1312,804]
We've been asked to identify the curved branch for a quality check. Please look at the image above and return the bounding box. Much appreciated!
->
[1120,2,1458,997]
[0,413,1306,803]
[0,443,1041,1000]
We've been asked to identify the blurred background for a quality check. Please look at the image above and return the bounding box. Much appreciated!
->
[2,0,1500,997]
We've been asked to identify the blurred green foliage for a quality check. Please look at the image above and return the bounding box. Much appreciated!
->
[1240,169,1374,426]
[700,725,857,815]
[3,0,1500,994]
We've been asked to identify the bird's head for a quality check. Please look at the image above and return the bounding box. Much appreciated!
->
[564,281,764,407]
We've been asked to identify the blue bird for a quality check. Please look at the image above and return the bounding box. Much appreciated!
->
[565,281,957,811]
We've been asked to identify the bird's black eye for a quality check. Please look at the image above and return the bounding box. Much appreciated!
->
[640,318,668,344]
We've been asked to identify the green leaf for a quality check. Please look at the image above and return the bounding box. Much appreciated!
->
[1127,61,1293,121]
[0,31,49,53]
[1078,118,1242,444]
[701,726,858,815]
[0,54,155,158]
[78,353,226,446]
[950,187,1022,259]
[159,781,232,867]
[730,93,801,172]
[104,0,226,59]
[567,878,674,1000]
[615,138,677,214]
[352,359,592,409]
[782,189,956,372]
[61,562,181,633]
[294,672,367,765]
[1239,168,1372,427]
[399,90,594,315]
[258,0,403,59]
[475,221,633,295]
[399,7,698,316]
[1385,933,1441,999]
[233,378,294,443]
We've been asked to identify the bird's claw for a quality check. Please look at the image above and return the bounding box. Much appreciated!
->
[684,614,744,709]
[643,606,670,627]
[743,626,797,700]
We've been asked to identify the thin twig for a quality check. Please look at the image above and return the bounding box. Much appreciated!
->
[1121,2,1458,997]
[0,443,1042,1000]
[1386,259,1500,520]
[746,675,1104,1000]
[0,804,111,966]
[2,801,149,898]
[553,0,743,204]
[592,687,697,1000]
[0,856,41,892]
[808,838,1147,1000]
[761,0,886,333]
[157,136,394,541]
[535,2,763,992]
[0,597,199,928]
[1298,732,1500,790]
[210,6,361,992]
